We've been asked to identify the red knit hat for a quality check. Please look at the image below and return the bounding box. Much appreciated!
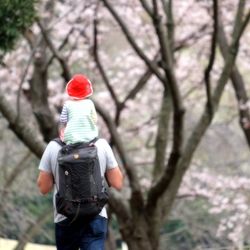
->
[66,74,93,99]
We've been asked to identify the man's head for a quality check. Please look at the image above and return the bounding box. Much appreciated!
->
[66,74,93,99]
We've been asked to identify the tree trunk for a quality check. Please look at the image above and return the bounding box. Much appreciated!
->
[105,225,117,250]
[28,1,58,142]
[119,213,162,250]
[29,41,57,142]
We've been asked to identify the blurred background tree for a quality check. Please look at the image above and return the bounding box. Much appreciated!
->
[0,0,249,249]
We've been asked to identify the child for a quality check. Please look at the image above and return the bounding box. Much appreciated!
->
[59,74,98,144]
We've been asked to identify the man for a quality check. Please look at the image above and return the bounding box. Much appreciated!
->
[37,138,123,250]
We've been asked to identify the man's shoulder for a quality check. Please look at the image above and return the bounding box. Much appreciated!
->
[49,138,109,149]
[95,138,109,147]
[47,138,110,151]
[47,139,63,151]
[95,138,114,154]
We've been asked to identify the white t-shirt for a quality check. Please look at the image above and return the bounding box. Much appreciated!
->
[38,138,118,223]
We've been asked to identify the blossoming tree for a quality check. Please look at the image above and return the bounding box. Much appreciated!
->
[0,0,249,249]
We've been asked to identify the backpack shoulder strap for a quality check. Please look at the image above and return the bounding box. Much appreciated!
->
[53,137,98,147]
[53,138,65,146]
[89,137,99,146]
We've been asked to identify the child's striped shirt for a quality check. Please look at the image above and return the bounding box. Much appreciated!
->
[60,99,98,144]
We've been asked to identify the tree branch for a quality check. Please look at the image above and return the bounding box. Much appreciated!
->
[204,0,218,117]
[101,2,185,165]
[174,24,209,51]
[161,0,174,57]
[146,0,249,215]
[101,0,166,85]
[151,0,185,159]
[113,51,160,125]
[94,101,144,210]
[93,15,121,109]
[45,27,75,71]
[152,0,173,69]
[145,0,184,211]
[108,190,131,222]
[16,45,37,122]
[139,0,153,17]
[153,90,172,179]
[213,9,250,106]
[36,19,71,81]
[22,32,57,142]
[0,93,46,158]
[123,66,153,104]
[29,48,58,142]
[217,10,250,147]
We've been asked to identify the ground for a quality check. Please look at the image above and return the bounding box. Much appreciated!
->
[0,238,56,250]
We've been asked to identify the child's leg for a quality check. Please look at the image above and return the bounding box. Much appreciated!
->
[59,124,66,141]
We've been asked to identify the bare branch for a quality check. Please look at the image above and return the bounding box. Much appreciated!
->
[235,10,250,43]
[101,0,166,85]
[213,10,250,107]
[146,0,250,215]
[153,90,172,179]
[167,0,174,50]
[175,24,209,51]
[16,46,37,122]
[139,0,153,17]
[231,0,246,37]
[94,101,144,210]
[0,93,46,158]
[29,54,58,141]
[45,27,75,70]
[151,0,185,157]
[152,0,173,69]
[161,0,174,56]
[150,0,184,124]
[101,1,184,168]
[204,0,218,117]
[114,51,160,124]
[217,10,250,146]
[23,24,58,142]
[108,190,131,222]
[23,28,37,50]
[93,15,121,109]
[145,0,184,211]
[36,19,71,81]
[123,66,153,103]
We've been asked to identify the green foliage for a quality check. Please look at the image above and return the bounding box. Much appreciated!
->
[0,0,36,51]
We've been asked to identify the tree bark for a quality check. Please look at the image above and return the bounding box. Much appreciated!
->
[29,39,57,142]
[0,93,46,158]
[217,14,250,147]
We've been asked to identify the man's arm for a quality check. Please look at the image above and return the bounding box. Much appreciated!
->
[37,170,54,195]
[106,167,123,191]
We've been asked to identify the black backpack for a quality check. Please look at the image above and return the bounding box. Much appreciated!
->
[54,138,109,222]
